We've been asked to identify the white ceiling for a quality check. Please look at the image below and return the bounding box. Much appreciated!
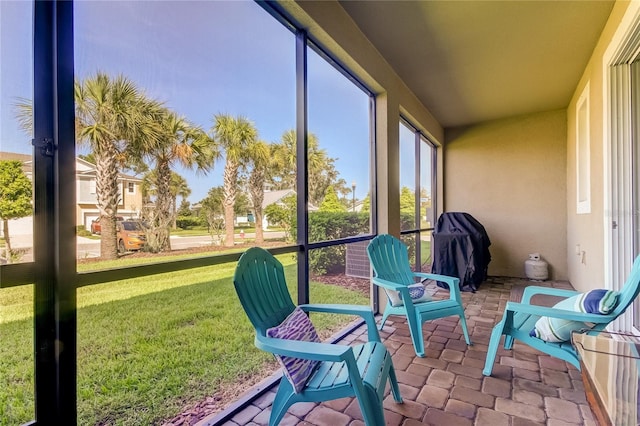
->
[339,0,615,128]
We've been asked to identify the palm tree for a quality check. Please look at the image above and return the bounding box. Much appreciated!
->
[14,73,164,259]
[212,114,258,247]
[143,111,215,251]
[75,72,165,259]
[270,129,297,190]
[141,170,192,233]
[13,97,33,135]
[171,173,191,229]
[245,141,271,243]
[269,130,342,206]
[308,149,341,207]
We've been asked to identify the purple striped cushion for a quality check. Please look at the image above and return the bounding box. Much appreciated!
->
[266,307,321,393]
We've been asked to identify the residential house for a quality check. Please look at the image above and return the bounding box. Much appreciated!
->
[0,152,144,233]
[75,157,143,229]
[260,188,296,229]
[235,189,320,229]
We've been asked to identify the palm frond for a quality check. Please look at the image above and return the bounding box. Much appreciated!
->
[12,97,33,136]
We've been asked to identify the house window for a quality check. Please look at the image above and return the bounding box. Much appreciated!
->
[127,182,135,194]
[89,179,96,194]
[576,82,590,214]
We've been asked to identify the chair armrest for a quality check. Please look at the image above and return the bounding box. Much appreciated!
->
[371,278,416,304]
[301,303,372,316]
[415,272,458,285]
[521,286,579,304]
[415,272,463,303]
[300,304,381,343]
[255,333,352,362]
[504,301,614,324]
[371,277,407,291]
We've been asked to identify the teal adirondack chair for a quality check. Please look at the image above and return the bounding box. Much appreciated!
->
[233,247,403,426]
[366,234,472,357]
[483,255,640,376]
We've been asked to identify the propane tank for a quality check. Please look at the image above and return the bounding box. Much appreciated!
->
[525,253,548,281]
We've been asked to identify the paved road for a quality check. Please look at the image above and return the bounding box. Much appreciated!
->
[7,231,286,262]
[78,235,217,258]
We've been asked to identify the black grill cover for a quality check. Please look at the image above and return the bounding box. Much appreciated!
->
[431,212,491,292]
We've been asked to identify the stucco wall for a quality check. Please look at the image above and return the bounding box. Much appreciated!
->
[566,1,631,293]
[121,182,143,215]
[445,110,568,279]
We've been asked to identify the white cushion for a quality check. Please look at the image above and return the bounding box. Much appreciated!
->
[385,283,432,307]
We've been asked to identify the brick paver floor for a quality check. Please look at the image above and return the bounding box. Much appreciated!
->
[199,277,597,426]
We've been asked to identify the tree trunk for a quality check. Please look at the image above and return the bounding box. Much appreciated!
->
[95,145,121,260]
[142,205,161,252]
[254,209,264,243]
[3,219,12,264]
[249,170,265,244]
[223,203,235,247]
[154,160,173,251]
[223,160,238,247]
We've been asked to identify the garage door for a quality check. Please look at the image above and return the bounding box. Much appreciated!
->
[85,214,99,230]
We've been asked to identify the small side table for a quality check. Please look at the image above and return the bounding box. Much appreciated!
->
[572,332,640,425]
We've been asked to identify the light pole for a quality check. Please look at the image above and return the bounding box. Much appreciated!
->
[351,181,356,212]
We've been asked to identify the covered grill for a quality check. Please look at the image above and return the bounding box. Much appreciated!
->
[431,212,491,292]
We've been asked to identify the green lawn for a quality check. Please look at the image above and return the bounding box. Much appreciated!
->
[421,240,432,268]
[0,255,368,425]
[170,227,209,236]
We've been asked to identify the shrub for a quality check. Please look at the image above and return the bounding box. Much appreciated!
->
[400,212,418,260]
[308,211,368,275]
[176,216,204,229]
[304,211,419,275]
[77,225,92,237]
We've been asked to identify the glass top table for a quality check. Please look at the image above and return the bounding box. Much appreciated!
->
[572,332,640,426]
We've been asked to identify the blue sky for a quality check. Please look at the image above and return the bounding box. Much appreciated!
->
[1,0,372,204]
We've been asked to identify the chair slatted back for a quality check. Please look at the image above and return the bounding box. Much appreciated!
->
[233,247,296,336]
[367,234,415,286]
